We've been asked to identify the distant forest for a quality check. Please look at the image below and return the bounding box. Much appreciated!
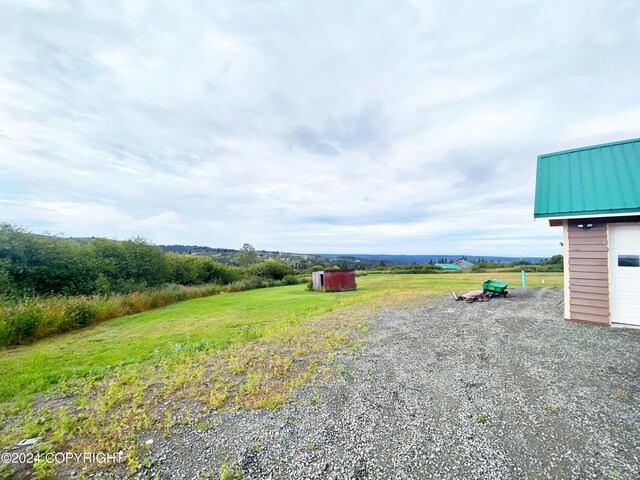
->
[158,244,383,270]
[157,245,546,270]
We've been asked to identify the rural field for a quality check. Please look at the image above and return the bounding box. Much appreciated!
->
[0,272,561,478]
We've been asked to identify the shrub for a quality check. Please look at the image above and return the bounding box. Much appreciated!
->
[282,275,299,285]
[0,319,11,347]
[243,276,269,289]
[0,264,15,296]
[250,260,294,280]
[65,299,97,327]
[203,261,243,285]
[1,299,42,345]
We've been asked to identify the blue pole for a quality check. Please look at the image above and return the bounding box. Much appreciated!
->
[521,270,526,288]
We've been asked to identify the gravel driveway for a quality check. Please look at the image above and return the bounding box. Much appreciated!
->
[145,287,639,479]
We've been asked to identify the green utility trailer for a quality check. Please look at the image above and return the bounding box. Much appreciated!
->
[482,279,509,296]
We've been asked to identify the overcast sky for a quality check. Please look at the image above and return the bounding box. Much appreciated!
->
[1,0,639,256]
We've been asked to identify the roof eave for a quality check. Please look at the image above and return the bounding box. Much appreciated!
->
[535,209,640,221]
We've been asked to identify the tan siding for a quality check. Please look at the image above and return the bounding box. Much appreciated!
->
[570,278,607,287]
[569,228,604,237]
[569,258,608,266]
[571,271,608,280]
[568,223,609,325]
[571,285,609,295]
[569,251,608,259]
[569,237,608,245]
[569,264,608,273]
[571,297,609,309]
[570,312,610,324]
[570,292,609,303]
[570,244,608,252]
[571,304,609,317]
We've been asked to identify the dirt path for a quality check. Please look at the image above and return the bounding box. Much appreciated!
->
[144,288,639,479]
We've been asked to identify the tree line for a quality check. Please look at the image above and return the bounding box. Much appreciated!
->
[0,224,295,298]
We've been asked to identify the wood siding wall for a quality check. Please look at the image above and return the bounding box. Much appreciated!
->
[567,223,609,325]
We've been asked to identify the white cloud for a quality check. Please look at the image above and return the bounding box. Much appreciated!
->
[1,0,639,256]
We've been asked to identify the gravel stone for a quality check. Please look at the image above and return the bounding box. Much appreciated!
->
[143,288,640,479]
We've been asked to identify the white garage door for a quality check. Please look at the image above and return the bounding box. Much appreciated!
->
[609,224,640,326]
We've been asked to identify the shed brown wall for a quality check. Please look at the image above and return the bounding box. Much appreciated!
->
[567,222,609,325]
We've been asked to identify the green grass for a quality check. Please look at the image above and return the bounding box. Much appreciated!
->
[0,285,361,406]
[0,272,562,476]
[0,272,561,406]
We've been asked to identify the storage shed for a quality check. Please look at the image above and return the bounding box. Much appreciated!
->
[311,270,356,291]
[534,138,640,327]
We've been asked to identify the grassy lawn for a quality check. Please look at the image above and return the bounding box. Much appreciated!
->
[0,271,560,406]
[0,272,562,476]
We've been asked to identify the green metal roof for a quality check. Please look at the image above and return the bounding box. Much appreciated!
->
[435,263,464,270]
[534,138,640,218]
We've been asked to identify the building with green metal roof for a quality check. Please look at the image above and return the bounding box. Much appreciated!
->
[434,262,464,270]
[535,138,640,219]
[534,138,640,327]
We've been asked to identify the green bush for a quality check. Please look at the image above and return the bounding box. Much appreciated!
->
[203,261,243,285]
[65,299,96,327]
[250,260,294,280]
[282,275,299,285]
[0,299,42,346]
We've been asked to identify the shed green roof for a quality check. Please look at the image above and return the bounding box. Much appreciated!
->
[435,263,463,270]
[534,138,640,219]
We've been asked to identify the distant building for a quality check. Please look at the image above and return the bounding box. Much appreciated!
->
[434,263,463,270]
[455,259,474,269]
[534,138,640,327]
[435,259,474,270]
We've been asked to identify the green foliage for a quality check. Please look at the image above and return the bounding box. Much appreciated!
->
[0,224,248,298]
[0,224,98,295]
[0,263,15,296]
[166,252,208,285]
[65,298,97,327]
[250,259,295,280]
[470,256,563,273]
[368,263,439,274]
[201,259,243,285]
[238,243,258,267]
[219,463,243,480]
[281,275,299,285]
[1,299,42,345]
[91,236,170,291]
[303,264,327,274]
